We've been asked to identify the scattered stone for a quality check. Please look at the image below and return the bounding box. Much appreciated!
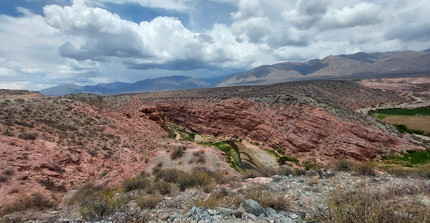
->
[418,197,430,207]
[289,213,298,219]
[243,199,266,216]
[242,212,257,221]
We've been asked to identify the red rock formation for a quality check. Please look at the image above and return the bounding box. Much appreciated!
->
[138,98,423,163]
[0,97,166,209]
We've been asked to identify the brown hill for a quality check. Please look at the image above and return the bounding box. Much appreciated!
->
[218,50,430,86]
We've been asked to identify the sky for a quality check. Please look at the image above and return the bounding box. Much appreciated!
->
[0,0,429,90]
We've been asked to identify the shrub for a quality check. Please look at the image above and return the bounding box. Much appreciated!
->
[183,136,194,141]
[167,130,176,139]
[380,165,418,178]
[195,188,241,208]
[0,176,8,183]
[317,185,429,223]
[278,156,299,165]
[302,161,323,170]
[153,168,184,183]
[38,178,66,192]
[170,146,186,160]
[2,169,14,176]
[122,176,151,192]
[417,163,430,178]
[332,159,353,171]
[243,184,290,211]
[135,194,161,209]
[77,188,127,221]
[67,183,105,205]
[191,151,206,164]
[353,162,377,176]
[177,168,215,191]
[49,165,65,173]
[0,193,54,217]
[154,180,171,195]
[18,132,37,140]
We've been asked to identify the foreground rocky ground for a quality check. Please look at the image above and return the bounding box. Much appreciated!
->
[2,167,430,222]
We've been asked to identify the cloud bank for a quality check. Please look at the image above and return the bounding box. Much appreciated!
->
[0,0,429,89]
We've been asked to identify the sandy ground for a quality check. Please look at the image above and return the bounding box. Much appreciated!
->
[383,115,430,133]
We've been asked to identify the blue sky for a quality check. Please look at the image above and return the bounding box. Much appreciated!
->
[0,0,429,90]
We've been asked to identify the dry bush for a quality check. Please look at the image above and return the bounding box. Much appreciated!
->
[38,177,66,192]
[332,159,354,172]
[243,184,290,211]
[317,185,429,223]
[190,151,206,164]
[76,188,127,221]
[122,176,151,192]
[417,163,430,178]
[153,180,172,195]
[18,132,37,140]
[195,187,241,208]
[67,183,104,205]
[154,167,225,192]
[2,169,14,176]
[0,193,54,217]
[135,194,161,209]
[170,146,186,160]
[0,176,8,183]
[153,168,184,183]
[353,161,377,176]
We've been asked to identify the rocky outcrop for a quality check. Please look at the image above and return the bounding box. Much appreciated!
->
[138,98,423,163]
[0,96,166,209]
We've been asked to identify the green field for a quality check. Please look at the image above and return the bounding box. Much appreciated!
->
[369,107,430,135]
[371,107,430,116]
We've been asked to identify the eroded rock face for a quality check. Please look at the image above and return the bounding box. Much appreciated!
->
[138,98,422,163]
[0,97,166,209]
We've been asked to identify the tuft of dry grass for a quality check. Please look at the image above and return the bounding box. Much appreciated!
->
[331,159,354,172]
[73,187,127,221]
[135,194,161,209]
[122,176,151,192]
[0,193,54,217]
[154,167,226,192]
[316,184,429,223]
[170,146,186,160]
[194,187,241,209]
[242,184,291,211]
[353,161,377,176]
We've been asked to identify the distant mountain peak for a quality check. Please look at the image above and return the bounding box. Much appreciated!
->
[217,49,430,87]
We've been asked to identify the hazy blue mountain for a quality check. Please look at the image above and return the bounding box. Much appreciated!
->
[119,76,210,94]
[40,76,210,96]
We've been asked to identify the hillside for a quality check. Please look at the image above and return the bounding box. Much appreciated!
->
[0,80,429,222]
[218,50,430,86]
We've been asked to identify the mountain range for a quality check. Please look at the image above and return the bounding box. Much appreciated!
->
[41,49,430,95]
[40,76,218,96]
[217,49,430,86]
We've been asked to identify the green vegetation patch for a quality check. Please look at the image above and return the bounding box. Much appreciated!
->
[199,141,241,171]
[372,107,430,116]
[277,156,299,165]
[264,148,281,158]
[382,150,430,166]
[393,124,425,135]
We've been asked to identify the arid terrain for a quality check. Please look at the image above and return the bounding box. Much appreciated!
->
[0,78,429,222]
